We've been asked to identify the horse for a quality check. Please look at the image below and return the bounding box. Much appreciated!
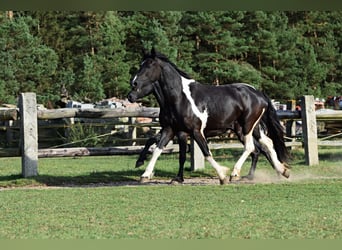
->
[128,48,290,184]
[129,80,269,182]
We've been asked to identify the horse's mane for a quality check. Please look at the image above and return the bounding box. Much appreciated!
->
[144,50,193,80]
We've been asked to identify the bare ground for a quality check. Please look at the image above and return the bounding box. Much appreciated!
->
[1,169,341,191]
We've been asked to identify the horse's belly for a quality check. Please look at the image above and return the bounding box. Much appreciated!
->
[205,118,235,131]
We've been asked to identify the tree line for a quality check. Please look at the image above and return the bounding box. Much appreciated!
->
[0,11,341,106]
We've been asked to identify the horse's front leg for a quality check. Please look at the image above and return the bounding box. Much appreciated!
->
[140,127,174,183]
[230,131,255,181]
[171,131,188,184]
[233,121,258,181]
[135,132,160,168]
[240,136,263,180]
[241,150,259,181]
[192,130,229,185]
[231,110,265,181]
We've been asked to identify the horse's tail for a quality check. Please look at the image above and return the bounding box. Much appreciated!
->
[260,94,290,165]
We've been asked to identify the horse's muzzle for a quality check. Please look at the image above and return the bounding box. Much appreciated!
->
[127,92,137,103]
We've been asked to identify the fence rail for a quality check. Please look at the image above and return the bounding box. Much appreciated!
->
[3,106,341,123]
[1,93,342,177]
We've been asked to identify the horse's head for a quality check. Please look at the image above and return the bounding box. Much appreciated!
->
[127,48,162,103]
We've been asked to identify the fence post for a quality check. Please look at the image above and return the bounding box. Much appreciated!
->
[300,95,319,166]
[190,138,205,171]
[286,100,297,150]
[19,93,38,177]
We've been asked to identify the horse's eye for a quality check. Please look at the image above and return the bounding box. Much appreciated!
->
[145,59,154,67]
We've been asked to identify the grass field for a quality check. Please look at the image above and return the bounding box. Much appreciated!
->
[0,147,341,239]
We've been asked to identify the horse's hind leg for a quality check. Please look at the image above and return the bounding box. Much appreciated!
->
[257,129,289,178]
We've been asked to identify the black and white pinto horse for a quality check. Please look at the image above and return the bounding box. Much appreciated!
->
[129,79,266,182]
[128,48,290,184]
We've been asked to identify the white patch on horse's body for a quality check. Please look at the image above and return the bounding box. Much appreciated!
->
[181,76,208,136]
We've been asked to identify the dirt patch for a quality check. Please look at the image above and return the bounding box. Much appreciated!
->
[1,172,340,191]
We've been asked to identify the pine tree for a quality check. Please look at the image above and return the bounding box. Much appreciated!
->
[303,11,342,97]
[29,11,85,101]
[181,12,231,84]
[121,11,187,105]
[240,11,286,97]
[1,11,341,104]
[31,11,130,102]
[122,11,182,65]
[284,11,342,99]
[0,15,58,104]
[181,11,263,87]
[75,54,104,102]
[92,11,129,99]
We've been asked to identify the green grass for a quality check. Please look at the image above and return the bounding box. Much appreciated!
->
[0,180,341,239]
[0,148,341,239]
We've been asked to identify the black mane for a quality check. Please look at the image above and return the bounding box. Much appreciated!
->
[144,50,192,80]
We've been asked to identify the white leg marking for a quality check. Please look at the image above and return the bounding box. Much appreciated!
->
[231,108,265,177]
[231,132,255,177]
[141,147,163,179]
[181,77,208,136]
[259,130,286,174]
[206,156,229,181]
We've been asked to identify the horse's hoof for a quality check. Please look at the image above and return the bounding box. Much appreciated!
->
[139,172,154,183]
[135,161,144,168]
[241,175,254,181]
[282,168,290,178]
[219,177,230,185]
[170,180,183,185]
[139,177,150,183]
[170,176,184,185]
[229,175,241,182]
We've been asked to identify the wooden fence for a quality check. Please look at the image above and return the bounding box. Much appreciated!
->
[1,93,342,177]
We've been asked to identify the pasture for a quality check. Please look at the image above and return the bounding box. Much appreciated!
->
[0,148,341,239]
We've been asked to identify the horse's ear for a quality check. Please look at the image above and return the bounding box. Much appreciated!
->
[151,47,156,57]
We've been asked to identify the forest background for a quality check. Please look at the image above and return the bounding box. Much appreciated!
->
[0,11,341,106]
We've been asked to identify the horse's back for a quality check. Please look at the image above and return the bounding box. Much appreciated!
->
[187,82,267,129]
[191,82,266,107]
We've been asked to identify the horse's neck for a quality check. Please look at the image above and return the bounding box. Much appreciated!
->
[159,64,184,101]
[153,84,166,108]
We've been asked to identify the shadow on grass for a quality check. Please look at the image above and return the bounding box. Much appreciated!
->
[318,150,342,161]
[33,170,140,187]
[0,168,213,188]
[0,174,22,182]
